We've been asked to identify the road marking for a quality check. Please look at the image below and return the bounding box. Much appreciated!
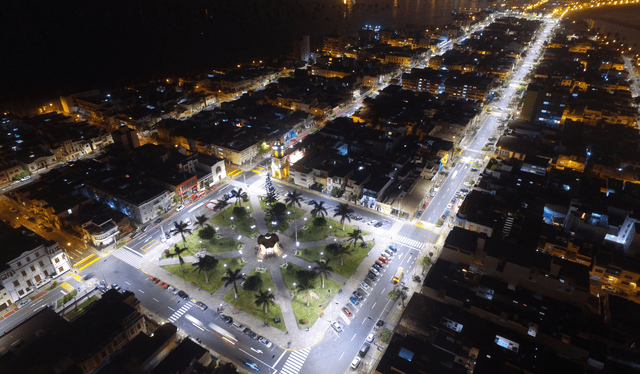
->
[74,254,95,267]
[339,352,344,360]
[372,302,377,309]
[394,235,424,250]
[280,348,311,374]
[125,281,131,285]
[168,307,175,311]
[112,248,142,268]
[60,282,75,292]
[273,351,287,367]
[380,288,386,295]
[167,301,194,323]
[140,241,155,252]
[138,289,145,294]
[361,319,367,325]
[153,298,159,302]
[351,333,357,341]
[77,256,101,271]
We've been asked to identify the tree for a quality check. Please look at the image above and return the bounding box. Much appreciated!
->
[222,268,244,299]
[234,188,247,205]
[311,201,328,218]
[172,221,191,249]
[284,190,303,208]
[167,245,188,272]
[192,254,218,284]
[347,230,365,249]
[198,225,216,240]
[194,214,208,230]
[214,199,230,212]
[333,202,354,230]
[232,206,248,220]
[295,277,317,307]
[314,259,333,288]
[325,243,353,266]
[268,202,288,228]
[388,283,409,307]
[264,174,278,205]
[254,289,275,313]
[243,274,263,291]
[417,256,432,275]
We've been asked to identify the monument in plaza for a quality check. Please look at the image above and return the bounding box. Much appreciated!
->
[257,233,283,259]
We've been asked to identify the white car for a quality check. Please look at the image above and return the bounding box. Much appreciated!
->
[35,277,52,289]
[369,267,380,276]
[331,321,343,332]
[184,218,192,226]
[366,332,375,343]
[359,281,370,291]
[463,182,472,187]
[350,357,361,369]
[367,220,378,226]
[176,204,185,212]
[17,298,31,308]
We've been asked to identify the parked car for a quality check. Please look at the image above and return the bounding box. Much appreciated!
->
[111,283,121,291]
[350,357,361,369]
[388,245,398,253]
[342,307,352,317]
[176,204,185,212]
[359,281,370,291]
[154,218,163,225]
[177,290,189,300]
[460,188,469,193]
[148,276,160,283]
[232,322,244,331]
[349,296,360,305]
[369,267,380,276]
[373,263,383,271]
[378,256,389,264]
[374,221,383,228]
[367,272,377,281]
[375,320,385,330]
[381,251,392,259]
[17,298,31,308]
[259,337,273,348]
[195,301,208,311]
[220,314,233,323]
[366,332,375,343]
[307,200,317,205]
[375,260,385,268]
[249,331,259,340]
[35,277,52,289]
[331,321,343,332]
[367,220,378,226]
[9,208,18,213]
[354,215,363,221]
[352,291,364,301]
[470,168,479,172]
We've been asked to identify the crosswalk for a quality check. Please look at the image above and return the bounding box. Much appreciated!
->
[167,301,194,323]
[394,235,425,250]
[112,248,143,269]
[280,348,311,374]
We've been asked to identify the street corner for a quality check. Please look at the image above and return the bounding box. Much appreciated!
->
[60,282,76,292]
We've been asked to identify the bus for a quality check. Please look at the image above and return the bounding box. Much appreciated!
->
[208,323,238,345]
[392,267,404,284]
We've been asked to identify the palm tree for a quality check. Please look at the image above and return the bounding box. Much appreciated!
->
[295,277,315,307]
[234,188,246,205]
[314,259,333,288]
[333,203,354,230]
[311,201,328,218]
[192,254,218,283]
[214,199,229,212]
[172,221,191,249]
[194,214,208,230]
[254,289,275,313]
[284,190,303,208]
[326,243,353,266]
[347,230,365,248]
[167,245,188,272]
[222,268,244,299]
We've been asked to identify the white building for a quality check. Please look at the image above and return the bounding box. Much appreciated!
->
[0,225,72,305]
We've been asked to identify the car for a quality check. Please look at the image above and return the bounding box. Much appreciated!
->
[460,188,469,193]
[148,276,160,283]
[463,182,472,187]
[488,136,497,141]
[376,320,384,329]
[367,272,377,281]
[177,290,189,300]
[485,142,494,146]
[307,200,317,205]
[176,204,185,212]
[359,343,371,357]
[359,281,370,291]
[157,281,167,288]
[388,245,398,252]
[111,283,121,291]
[346,212,354,217]
[352,291,364,301]
[331,321,343,332]
[367,220,378,226]
[375,260,385,268]
[259,337,273,348]
[232,322,244,331]
[170,287,180,295]
[17,298,31,308]
[154,218,163,225]
[349,296,360,305]
[230,189,238,197]
[20,175,31,182]
[378,256,389,264]
[220,314,233,323]
[374,221,383,228]
[354,215,363,221]
[222,193,233,201]
[245,361,260,371]
[161,233,171,242]
[35,277,52,288]
[470,168,479,172]
[342,307,352,317]
[350,357,362,369]
[249,331,259,340]
[9,208,18,213]
[381,251,392,259]
[366,332,375,343]
[195,301,208,311]
[370,267,380,276]
[372,263,383,271]
[446,203,453,210]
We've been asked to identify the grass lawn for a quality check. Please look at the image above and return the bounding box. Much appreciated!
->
[296,241,375,278]
[293,217,368,242]
[222,268,286,333]
[56,289,78,308]
[279,264,341,329]
[211,199,258,238]
[162,257,241,294]
[66,295,99,319]
[163,232,243,258]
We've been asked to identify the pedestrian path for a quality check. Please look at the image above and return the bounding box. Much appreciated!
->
[393,235,424,250]
[167,301,194,323]
[112,248,143,269]
[280,348,311,374]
